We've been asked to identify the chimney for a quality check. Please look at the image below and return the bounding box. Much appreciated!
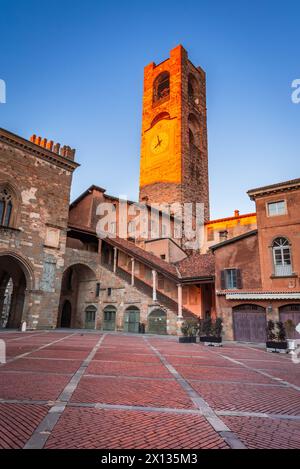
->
[219,230,228,242]
[234,210,240,217]
[29,134,76,160]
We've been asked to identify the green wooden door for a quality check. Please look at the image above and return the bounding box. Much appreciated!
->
[103,308,116,331]
[85,306,96,329]
[148,309,167,335]
[124,308,140,333]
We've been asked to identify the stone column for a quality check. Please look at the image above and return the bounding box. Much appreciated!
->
[113,247,118,274]
[177,283,183,319]
[152,270,157,301]
[131,258,135,286]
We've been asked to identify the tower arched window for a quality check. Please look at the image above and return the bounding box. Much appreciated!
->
[153,72,170,104]
[0,187,13,227]
[188,74,200,105]
[272,237,292,277]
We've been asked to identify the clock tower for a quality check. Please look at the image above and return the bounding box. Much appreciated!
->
[139,45,209,221]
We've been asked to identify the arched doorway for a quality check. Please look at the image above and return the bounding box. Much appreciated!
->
[124,306,140,333]
[61,300,72,328]
[233,304,266,342]
[279,304,300,339]
[0,254,32,329]
[58,264,97,329]
[148,309,167,335]
[103,305,116,331]
[85,305,97,329]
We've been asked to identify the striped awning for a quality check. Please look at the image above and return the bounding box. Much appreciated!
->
[225,292,300,300]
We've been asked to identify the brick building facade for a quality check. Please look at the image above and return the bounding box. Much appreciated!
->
[212,179,300,341]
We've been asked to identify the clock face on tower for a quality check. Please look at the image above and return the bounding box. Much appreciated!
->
[150,131,169,154]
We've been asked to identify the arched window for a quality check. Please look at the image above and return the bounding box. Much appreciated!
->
[188,74,200,105]
[150,112,170,128]
[0,187,13,227]
[272,237,292,276]
[153,72,170,104]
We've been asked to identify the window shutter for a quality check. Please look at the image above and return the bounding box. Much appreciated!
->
[221,270,226,290]
[236,269,243,289]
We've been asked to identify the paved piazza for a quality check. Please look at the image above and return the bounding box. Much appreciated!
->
[0,330,299,449]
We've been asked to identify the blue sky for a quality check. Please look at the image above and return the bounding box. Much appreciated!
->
[0,0,299,219]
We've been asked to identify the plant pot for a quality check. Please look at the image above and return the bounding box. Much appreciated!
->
[287,339,297,351]
[200,336,222,346]
[266,341,288,353]
[179,336,197,343]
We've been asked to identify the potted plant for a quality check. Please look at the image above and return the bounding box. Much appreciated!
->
[266,320,288,353]
[284,319,297,352]
[199,317,223,346]
[179,321,197,343]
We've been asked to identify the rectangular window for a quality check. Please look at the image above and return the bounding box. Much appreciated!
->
[207,227,214,241]
[267,201,286,217]
[221,269,242,290]
[107,287,112,296]
[96,282,101,297]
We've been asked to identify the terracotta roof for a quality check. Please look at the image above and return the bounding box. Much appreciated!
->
[104,236,179,278]
[105,237,214,282]
[210,230,258,251]
[248,178,300,200]
[176,252,215,279]
[205,212,256,226]
[68,223,215,282]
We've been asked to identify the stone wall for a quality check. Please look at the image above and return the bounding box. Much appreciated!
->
[0,130,77,329]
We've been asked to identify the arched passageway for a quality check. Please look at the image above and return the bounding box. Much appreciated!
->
[0,254,31,329]
[58,264,97,329]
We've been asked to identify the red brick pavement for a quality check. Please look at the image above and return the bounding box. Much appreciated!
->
[0,331,300,449]
[189,381,300,415]
[93,351,161,363]
[45,407,228,449]
[86,361,172,378]
[222,416,300,449]
[0,372,70,401]
[0,403,49,449]
[1,358,83,374]
[175,365,275,384]
[71,376,195,409]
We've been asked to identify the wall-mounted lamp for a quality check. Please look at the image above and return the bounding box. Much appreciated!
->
[267,304,273,314]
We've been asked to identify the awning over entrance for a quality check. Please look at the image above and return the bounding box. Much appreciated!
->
[223,292,300,301]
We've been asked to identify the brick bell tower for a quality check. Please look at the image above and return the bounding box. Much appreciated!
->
[139,45,210,221]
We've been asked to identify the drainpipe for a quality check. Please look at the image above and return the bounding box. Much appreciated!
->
[113,247,118,274]
[131,258,135,286]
